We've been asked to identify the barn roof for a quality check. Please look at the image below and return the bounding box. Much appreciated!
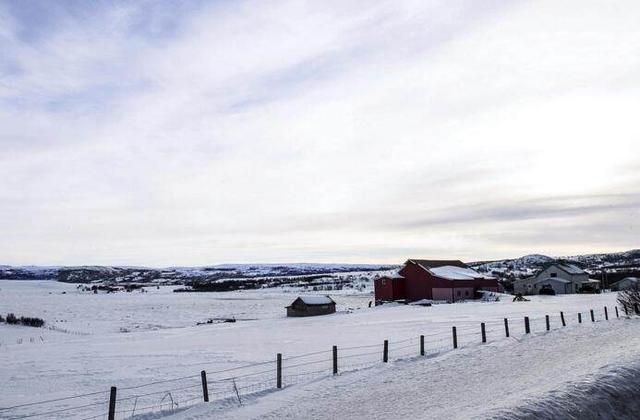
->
[294,295,335,305]
[407,259,468,269]
[430,265,489,280]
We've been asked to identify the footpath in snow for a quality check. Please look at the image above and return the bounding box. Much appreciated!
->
[166,318,640,420]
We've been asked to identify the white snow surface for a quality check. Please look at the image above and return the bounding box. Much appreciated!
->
[0,280,636,419]
[166,319,640,420]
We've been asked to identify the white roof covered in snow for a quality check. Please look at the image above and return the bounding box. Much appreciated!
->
[296,295,335,305]
[429,266,487,280]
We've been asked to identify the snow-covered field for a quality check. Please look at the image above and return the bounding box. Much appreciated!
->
[0,280,635,419]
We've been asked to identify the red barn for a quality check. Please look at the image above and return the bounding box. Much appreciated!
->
[375,259,498,303]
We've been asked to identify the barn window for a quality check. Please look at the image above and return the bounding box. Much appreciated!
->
[550,273,557,277]
[464,290,469,296]
[381,279,386,285]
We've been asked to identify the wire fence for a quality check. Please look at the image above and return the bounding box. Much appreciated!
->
[1,303,637,419]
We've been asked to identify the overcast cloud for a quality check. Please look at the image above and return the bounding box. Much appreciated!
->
[1,0,639,265]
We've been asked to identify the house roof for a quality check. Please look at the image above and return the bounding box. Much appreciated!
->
[408,259,468,269]
[293,295,335,305]
[535,277,571,284]
[553,263,586,275]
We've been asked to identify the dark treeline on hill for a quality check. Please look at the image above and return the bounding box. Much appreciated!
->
[174,274,349,293]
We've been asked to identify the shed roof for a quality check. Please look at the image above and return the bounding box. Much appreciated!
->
[293,295,335,305]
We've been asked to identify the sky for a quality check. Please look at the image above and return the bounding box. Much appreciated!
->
[1,0,639,266]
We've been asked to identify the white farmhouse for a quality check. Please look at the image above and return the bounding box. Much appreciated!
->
[513,262,600,295]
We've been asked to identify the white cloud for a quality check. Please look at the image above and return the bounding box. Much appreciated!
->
[1,0,639,265]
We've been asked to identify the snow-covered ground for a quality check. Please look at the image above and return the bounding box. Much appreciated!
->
[171,318,640,420]
[0,280,633,419]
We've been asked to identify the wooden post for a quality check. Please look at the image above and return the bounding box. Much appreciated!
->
[560,311,566,327]
[420,335,425,356]
[615,306,619,318]
[590,309,595,322]
[108,386,117,420]
[481,323,486,343]
[383,340,388,363]
[625,305,629,316]
[604,306,609,321]
[524,317,530,334]
[545,315,550,331]
[201,370,209,402]
[635,304,639,315]
[452,326,458,349]
[504,318,510,337]
[578,313,582,323]
[276,353,282,389]
[332,346,338,375]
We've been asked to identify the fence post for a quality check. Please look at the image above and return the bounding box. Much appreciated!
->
[590,309,595,323]
[545,315,550,331]
[108,386,117,420]
[452,326,458,349]
[524,317,530,334]
[383,340,388,363]
[420,335,425,356]
[578,313,582,323]
[481,323,486,343]
[333,346,338,375]
[604,306,609,321]
[615,307,619,318]
[625,305,629,316]
[635,304,639,315]
[201,370,209,402]
[277,353,282,389]
[504,318,510,337]
[560,311,566,327]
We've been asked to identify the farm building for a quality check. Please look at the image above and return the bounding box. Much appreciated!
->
[513,262,601,295]
[610,277,639,291]
[374,259,498,303]
[286,296,336,317]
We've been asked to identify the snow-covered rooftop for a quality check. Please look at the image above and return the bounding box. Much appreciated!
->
[556,263,586,275]
[296,295,335,305]
[429,266,488,280]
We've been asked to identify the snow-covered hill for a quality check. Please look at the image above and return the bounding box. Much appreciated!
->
[470,249,640,281]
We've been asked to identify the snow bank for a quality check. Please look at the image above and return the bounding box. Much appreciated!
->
[487,360,640,419]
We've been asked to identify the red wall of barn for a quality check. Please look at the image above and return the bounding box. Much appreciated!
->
[374,261,500,302]
[374,278,405,301]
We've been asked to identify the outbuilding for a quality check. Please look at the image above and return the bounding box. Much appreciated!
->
[286,296,336,317]
[610,277,639,291]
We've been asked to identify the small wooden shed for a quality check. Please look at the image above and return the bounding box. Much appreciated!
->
[286,296,336,317]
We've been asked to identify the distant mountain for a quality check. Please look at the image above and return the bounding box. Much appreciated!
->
[1,249,638,289]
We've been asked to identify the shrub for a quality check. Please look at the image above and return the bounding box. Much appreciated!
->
[3,313,45,327]
[6,313,18,324]
[618,285,640,314]
[19,317,45,328]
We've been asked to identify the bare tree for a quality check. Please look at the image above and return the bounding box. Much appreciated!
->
[617,281,640,314]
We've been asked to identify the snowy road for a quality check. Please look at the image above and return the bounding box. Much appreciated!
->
[167,318,640,420]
